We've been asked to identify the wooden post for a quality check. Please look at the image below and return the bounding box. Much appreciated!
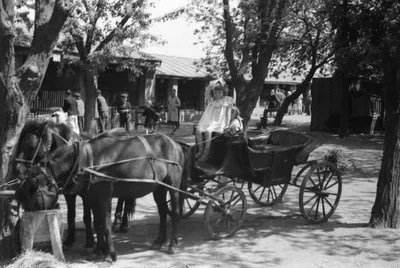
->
[20,210,65,261]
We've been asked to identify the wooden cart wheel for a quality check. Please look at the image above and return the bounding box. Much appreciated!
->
[204,185,247,240]
[166,187,202,219]
[247,181,289,206]
[299,161,342,223]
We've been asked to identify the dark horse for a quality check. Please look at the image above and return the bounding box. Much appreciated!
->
[20,133,193,262]
[14,120,134,249]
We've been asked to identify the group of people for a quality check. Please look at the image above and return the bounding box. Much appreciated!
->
[56,87,184,136]
[55,89,112,135]
[55,78,243,162]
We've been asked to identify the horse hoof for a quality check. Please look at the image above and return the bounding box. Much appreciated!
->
[150,243,163,250]
[167,246,176,255]
[92,247,104,256]
[99,256,114,268]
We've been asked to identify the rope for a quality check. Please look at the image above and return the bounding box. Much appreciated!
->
[85,156,182,171]
[0,179,21,188]
[48,129,70,145]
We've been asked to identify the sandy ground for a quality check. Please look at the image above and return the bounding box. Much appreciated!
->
[7,115,400,268]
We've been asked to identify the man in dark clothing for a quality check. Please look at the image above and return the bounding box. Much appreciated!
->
[63,89,79,134]
[117,93,132,131]
[96,90,109,133]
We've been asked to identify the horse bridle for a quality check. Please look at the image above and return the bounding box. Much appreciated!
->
[15,136,48,167]
[15,122,53,167]
[36,141,82,195]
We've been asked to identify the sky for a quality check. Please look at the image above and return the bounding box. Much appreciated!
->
[142,0,206,59]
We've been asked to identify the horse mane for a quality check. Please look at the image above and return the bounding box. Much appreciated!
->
[20,120,47,137]
[20,120,81,152]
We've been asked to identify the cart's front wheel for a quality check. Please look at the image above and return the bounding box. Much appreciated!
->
[204,185,247,239]
[248,181,289,206]
[299,161,342,223]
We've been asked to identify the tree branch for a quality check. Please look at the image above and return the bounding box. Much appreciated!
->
[238,15,250,76]
[18,0,72,98]
[0,0,15,81]
[254,0,288,80]
[94,15,130,53]
[222,0,240,86]
[85,0,105,54]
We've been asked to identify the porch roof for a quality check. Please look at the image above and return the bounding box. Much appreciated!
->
[149,54,210,79]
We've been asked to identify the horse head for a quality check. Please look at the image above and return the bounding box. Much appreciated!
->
[14,120,79,180]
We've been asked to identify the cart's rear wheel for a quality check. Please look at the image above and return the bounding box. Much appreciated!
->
[248,181,289,206]
[204,185,247,240]
[299,161,342,223]
[166,187,202,219]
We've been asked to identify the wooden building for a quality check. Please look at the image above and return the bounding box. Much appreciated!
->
[310,76,383,134]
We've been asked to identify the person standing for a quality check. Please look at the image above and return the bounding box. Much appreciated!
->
[142,100,160,134]
[117,93,132,131]
[63,89,80,135]
[96,90,109,133]
[167,88,181,135]
[74,93,85,133]
[304,92,312,116]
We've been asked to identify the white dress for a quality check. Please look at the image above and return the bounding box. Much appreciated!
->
[198,96,234,133]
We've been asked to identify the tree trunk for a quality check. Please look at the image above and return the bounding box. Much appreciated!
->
[0,81,29,260]
[338,72,350,138]
[81,68,98,134]
[0,0,71,259]
[235,80,264,133]
[369,53,400,228]
[274,69,316,126]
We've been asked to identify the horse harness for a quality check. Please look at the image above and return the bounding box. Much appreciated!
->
[42,135,184,195]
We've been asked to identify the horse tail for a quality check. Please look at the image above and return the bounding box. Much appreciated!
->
[178,142,195,217]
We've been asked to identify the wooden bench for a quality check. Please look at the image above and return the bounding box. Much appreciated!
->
[20,209,65,261]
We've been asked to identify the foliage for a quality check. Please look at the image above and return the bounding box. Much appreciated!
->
[58,0,160,73]
[270,0,336,79]
[14,0,161,74]
[324,148,351,172]
[187,0,336,82]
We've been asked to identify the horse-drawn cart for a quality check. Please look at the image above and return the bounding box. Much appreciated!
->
[173,129,342,235]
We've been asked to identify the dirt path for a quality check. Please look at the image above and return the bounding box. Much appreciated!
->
[11,116,400,268]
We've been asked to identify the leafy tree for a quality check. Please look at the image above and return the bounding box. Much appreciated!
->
[188,0,338,127]
[188,0,289,130]
[56,0,158,133]
[0,0,72,258]
[272,0,337,125]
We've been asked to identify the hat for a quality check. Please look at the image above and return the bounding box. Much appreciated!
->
[65,89,72,95]
[146,100,152,105]
[74,93,81,97]
[120,93,128,97]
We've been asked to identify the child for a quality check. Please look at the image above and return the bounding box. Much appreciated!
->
[224,106,243,136]
[196,78,234,161]
[142,100,160,133]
